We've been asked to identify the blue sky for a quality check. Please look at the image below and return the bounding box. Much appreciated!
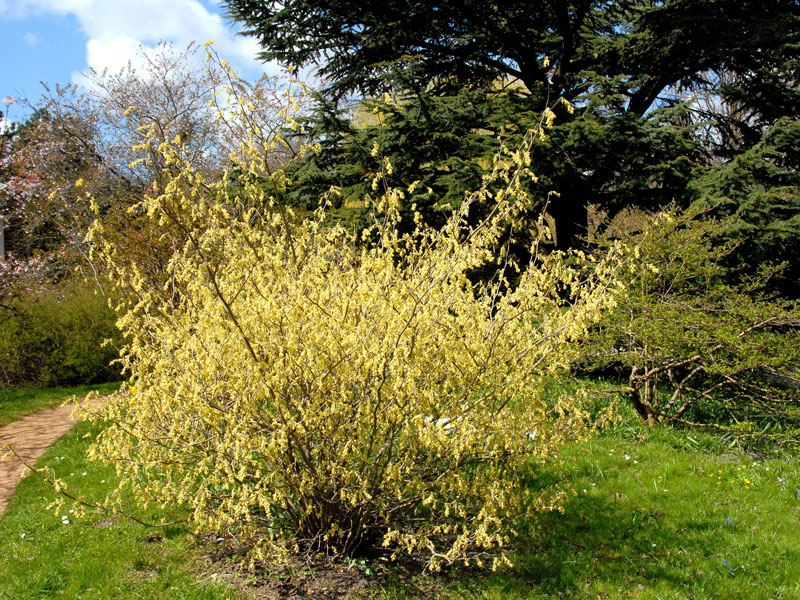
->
[0,0,275,124]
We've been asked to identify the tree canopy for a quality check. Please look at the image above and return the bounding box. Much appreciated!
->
[225,0,799,115]
[224,0,800,255]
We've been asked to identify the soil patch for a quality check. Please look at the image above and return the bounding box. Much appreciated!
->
[202,540,454,600]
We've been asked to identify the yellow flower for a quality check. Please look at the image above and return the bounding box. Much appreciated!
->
[86,105,621,570]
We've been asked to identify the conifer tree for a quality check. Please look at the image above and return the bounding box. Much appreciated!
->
[225,0,799,250]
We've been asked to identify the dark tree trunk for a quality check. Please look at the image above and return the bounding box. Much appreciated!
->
[545,189,589,250]
[628,367,661,427]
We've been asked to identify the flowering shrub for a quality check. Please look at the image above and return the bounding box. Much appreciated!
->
[85,60,621,569]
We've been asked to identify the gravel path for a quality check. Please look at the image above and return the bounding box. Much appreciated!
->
[0,399,101,515]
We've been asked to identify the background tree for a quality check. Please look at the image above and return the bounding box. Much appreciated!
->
[1,96,24,261]
[1,108,127,262]
[0,42,305,285]
[689,118,800,296]
[225,0,800,250]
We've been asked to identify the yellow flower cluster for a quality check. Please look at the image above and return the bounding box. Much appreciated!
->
[86,82,623,570]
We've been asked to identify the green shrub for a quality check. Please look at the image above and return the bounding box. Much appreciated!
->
[0,282,122,388]
[587,208,800,443]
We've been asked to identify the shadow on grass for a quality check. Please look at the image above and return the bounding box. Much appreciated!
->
[509,495,690,595]
[379,443,736,599]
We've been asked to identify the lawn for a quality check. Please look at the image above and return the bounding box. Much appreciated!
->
[390,422,800,599]
[0,382,120,426]
[0,419,242,600]
[1,390,798,599]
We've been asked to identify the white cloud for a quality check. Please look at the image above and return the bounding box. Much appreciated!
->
[1,0,276,82]
[82,34,146,76]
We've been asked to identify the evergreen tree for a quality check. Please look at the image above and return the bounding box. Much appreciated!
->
[226,0,799,249]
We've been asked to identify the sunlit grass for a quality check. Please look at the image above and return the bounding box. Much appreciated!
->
[1,386,799,599]
[0,382,120,426]
[0,420,241,600]
[369,403,800,599]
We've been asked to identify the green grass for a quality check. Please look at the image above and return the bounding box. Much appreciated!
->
[1,390,798,599]
[371,412,800,599]
[0,420,242,600]
[0,382,121,426]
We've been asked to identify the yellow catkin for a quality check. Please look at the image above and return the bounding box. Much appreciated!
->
[86,66,623,569]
